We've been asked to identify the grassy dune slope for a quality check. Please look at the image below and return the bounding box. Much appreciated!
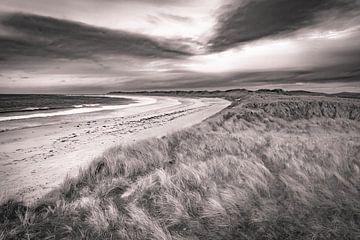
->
[1,93,360,239]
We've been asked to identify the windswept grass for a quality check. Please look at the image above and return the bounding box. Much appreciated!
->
[1,93,360,239]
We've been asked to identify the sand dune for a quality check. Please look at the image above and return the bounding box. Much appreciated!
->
[1,92,359,239]
[0,95,230,203]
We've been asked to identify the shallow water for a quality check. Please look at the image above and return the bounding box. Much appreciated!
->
[0,94,137,121]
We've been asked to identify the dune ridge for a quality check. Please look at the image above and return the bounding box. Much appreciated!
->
[0,92,359,239]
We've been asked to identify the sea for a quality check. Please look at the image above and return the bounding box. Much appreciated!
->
[0,94,135,122]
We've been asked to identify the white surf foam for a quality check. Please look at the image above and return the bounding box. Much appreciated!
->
[0,95,157,122]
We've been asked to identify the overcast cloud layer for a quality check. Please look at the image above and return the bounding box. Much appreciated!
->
[0,0,359,93]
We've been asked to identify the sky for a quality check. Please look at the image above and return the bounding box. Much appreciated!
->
[0,0,359,93]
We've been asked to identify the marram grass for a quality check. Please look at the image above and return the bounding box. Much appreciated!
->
[1,93,359,239]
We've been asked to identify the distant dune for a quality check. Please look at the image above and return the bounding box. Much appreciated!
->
[109,88,360,99]
[1,90,359,239]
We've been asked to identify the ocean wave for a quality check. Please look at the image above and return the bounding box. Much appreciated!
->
[0,107,51,114]
[1,104,101,114]
[22,107,51,111]
[0,95,157,122]
[73,104,100,108]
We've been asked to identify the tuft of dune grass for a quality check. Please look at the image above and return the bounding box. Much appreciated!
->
[1,94,360,239]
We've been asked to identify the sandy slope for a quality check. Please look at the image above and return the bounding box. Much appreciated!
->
[0,96,230,203]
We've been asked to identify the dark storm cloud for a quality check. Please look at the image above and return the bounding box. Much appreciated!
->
[0,13,191,63]
[209,0,360,52]
[1,1,359,93]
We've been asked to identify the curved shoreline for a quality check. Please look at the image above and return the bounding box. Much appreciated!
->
[0,95,159,122]
[0,96,230,203]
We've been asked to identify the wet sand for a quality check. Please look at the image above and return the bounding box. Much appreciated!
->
[0,95,230,203]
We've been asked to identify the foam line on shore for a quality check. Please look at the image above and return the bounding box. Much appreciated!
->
[0,95,158,122]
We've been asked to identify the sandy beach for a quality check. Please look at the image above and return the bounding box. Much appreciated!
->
[0,95,230,203]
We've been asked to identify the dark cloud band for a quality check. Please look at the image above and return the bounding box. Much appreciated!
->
[208,0,359,52]
[0,13,191,63]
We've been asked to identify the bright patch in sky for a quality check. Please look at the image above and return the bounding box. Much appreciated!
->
[182,39,303,73]
[302,26,360,40]
[182,28,360,73]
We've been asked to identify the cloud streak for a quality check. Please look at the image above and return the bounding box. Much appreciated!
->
[0,13,191,64]
[0,1,359,93]
[208,0,360,51]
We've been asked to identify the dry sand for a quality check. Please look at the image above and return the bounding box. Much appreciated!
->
[0,95,230,203]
